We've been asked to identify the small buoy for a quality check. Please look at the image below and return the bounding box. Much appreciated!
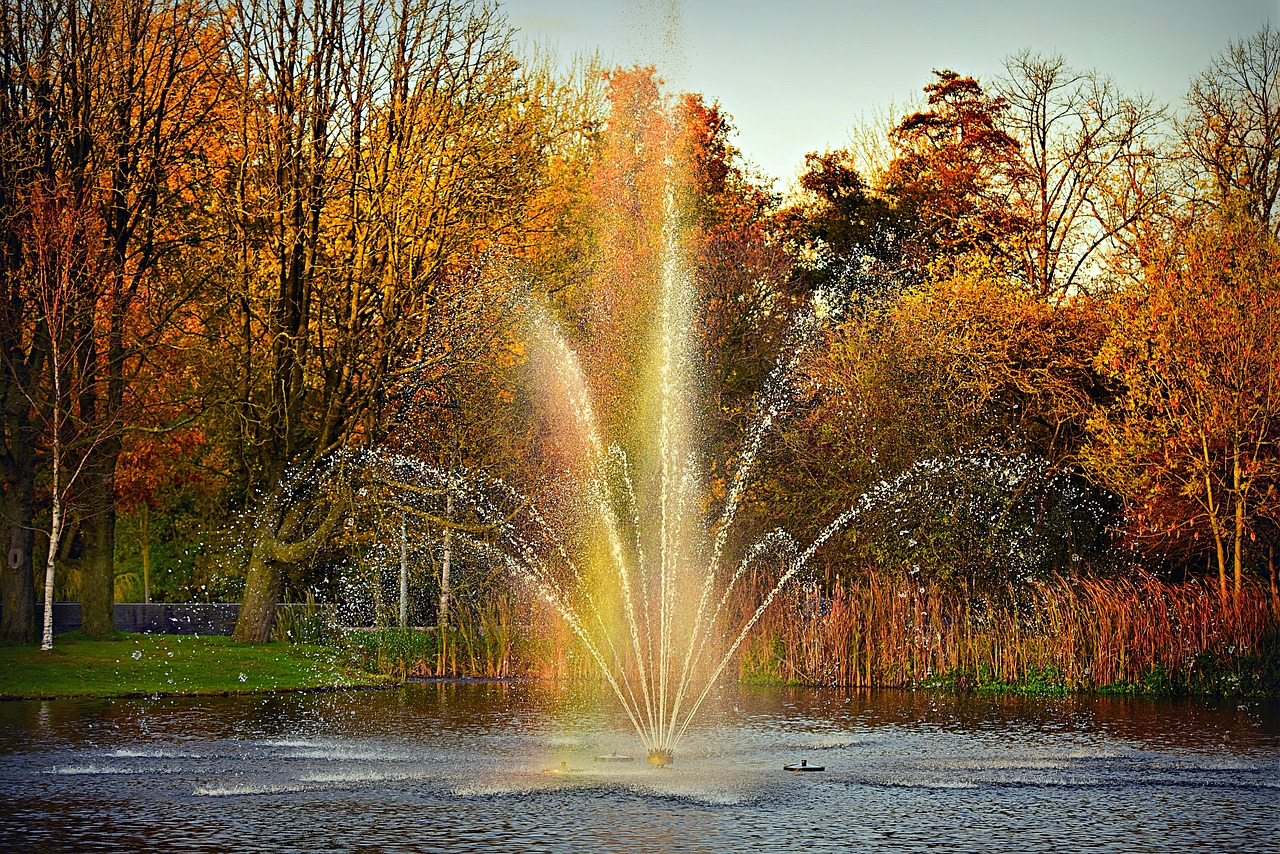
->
[594,752,634,762]
[544,760,583,775]
[784,759,824,772]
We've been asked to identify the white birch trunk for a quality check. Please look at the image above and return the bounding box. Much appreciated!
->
[399,513,408,629]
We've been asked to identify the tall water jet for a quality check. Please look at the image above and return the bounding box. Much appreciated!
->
[490,161,851,765]
[409,75,863,765]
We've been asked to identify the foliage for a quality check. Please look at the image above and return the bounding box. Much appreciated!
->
[1087,210,1280,599]
[1182,25,1280,233]
[340,628,438,682]
[882,70,1020,264]
[3,3,1280,685]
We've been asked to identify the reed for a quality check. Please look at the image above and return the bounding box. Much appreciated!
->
[357,573,1276,695]
[735,572,1280,694]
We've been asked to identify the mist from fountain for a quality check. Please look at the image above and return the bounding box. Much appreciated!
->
[464,170,867,767]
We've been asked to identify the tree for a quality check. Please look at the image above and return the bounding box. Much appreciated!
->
[893,255,1109,468]
[1087,211,1280,602]
[0,0,52,641]
[778,72,1018,301]
[774,253,1114,588]
[11,184,126,648]
[775,148,902,295]
[211,0,557,641]
[882,70,1020,264]
[680,93,795,510]
[1183,25,1280,234]
[998,51,1165,299]
[0,0,220,638]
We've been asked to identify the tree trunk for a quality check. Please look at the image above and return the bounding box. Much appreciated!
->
[1270,544,1278,607]
[399,513,408,629]
[437,492,453,675]
[232,501,288,643]
[1,477,37,643]
[141,503,151,604]
[78,444,121,639]
[1203,464,1229,600]
[1232,454,1244,609]
[1212,523,1228,601]
[232,541,285,644]
[233,489,344,643]
[41,506,61,650]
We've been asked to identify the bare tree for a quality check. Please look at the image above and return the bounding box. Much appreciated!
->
[1182,25,1280,234]
[998,51,1166,299]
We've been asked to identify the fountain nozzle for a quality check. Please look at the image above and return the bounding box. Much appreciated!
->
[647,749,673,766]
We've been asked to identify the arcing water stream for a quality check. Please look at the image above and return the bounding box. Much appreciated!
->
[484,177,855,765]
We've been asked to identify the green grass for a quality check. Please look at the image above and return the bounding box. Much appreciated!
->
[919,664,1076,697]
[0,632,391,700]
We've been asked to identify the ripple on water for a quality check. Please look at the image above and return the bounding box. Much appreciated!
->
[296,769,438,785]
[109,747,198,759]
[193,782,310,796]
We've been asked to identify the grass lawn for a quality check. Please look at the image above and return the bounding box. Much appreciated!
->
[0,632,391,700]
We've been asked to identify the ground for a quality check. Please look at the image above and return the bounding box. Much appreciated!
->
[0,632,390,699]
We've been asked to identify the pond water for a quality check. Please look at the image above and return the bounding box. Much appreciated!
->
[0,683,1276,852]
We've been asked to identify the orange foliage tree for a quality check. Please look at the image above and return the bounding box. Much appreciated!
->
[882,70,1021,264]
[1087,211,1280,602]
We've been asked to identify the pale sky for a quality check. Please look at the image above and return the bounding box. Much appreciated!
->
[500,0,1278,187]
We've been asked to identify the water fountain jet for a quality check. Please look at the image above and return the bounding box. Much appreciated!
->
[476,170,863,769]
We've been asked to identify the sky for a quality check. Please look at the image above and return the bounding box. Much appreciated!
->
[500,0,1278,188]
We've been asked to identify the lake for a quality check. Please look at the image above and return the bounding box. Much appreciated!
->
[0,683,1276,852]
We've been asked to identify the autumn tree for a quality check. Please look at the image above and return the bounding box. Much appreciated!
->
[207,0,561,641]
[1087,210,1280,602]
[0,0,51,641]
[0,0,221,638]
[779,71,1015,301]
[882,70,1020,265]
[773,253,1114,588]
[774,147,915,308]
[10,186,127,648]
[680,94,796,502]
[893,256,1109,468]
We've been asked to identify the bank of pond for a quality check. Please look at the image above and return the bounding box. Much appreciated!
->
[4,575,1277,701]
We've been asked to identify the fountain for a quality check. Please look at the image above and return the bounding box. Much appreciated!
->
[341,95,865,767]
[462,167,864,768]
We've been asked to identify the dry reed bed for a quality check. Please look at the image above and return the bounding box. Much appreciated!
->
[737,574,1279,690]
[432,575,1277,692]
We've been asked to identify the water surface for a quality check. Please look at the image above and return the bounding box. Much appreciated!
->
[0,683,1275,852]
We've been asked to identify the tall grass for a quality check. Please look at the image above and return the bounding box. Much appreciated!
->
[333,572,1278,695]
[736,572,1279,693]
[344,593,588,680]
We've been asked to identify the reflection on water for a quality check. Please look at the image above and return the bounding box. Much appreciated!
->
[0,684,1276,852]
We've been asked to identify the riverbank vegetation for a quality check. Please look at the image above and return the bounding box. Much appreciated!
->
[1,0,1279,696]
